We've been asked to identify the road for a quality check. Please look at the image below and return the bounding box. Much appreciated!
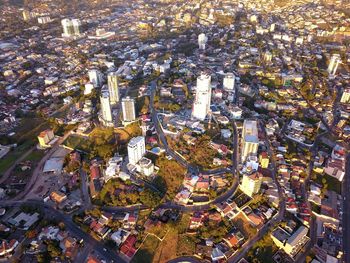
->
[227,121,286,262]
[343,154,350,263]
[149,81,241,212]
[0,199,127,263]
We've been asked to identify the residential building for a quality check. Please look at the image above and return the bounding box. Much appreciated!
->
[100,92,113,127]
[223,73,235,91]
[88,69,103,88]
[259,152,269,169]
[37,129,55,147]
[128,136,145,165]
[61,18,81,37]
[240,172,262,197]
[271,225,310,258]
[340,89,350,103]
[198,33,208,50]
[136,157,154,176]
[327,54,341,76]
[122,97,136,122]
[107,72,120,105]
[241,120,259,162]
[192,73,212,121]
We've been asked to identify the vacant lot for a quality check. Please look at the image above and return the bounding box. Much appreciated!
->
[132,235,160,263]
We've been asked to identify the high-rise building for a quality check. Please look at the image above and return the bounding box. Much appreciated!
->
[22,10,32,21]
[341,89,350,104]
[192,73,212,121]
[241,120,259,162]
[198,33,208,50]
[38,16,52,24]
[327,54,341,76]
[88,69,103,88]
[264,51,273,62]
[223,73,235,91]
[107,72,120,105]
[241,172,262,197]
[61,18,81,37]
[71,19,81,35]
[128,136,145,165]
[100,92,113,126]
[122,97,136,122]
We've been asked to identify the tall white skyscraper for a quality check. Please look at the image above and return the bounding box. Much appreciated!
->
[128,136,145,165]
[61,18,81,37]
[122,97,136,122]
[107,72,120,105]
[198,33,208,50]
[100,92,113,127]
[241,120,259,162]
[71,19,81,35]
[88,69,103,88]
[327,54,341,76]
[223,73,235,91]
[192,73,212,121]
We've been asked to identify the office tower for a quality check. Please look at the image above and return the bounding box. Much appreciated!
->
[88,69,103,88]
[198,33,208,50]
[327,54,341,76]
[241,172,262,197]
[100,92,113,126]
[107,72,120,105]
[122,97,136,122]
[61,18,81,37]
[241,120,259,162]
[192,73,212,121]
[223,73,235,91]
[128,136,145,165]
[341,89,350,104]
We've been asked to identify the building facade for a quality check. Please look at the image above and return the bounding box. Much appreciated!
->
[100,92,113,127]
[122,97,136,122]
[128,136,146,165]
[241,120,259,162]
[192,73,212,121]
[107,72,120,105]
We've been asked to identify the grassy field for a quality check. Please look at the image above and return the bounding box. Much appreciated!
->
[246,233,279,263]
[0,115,51,177]
[232,213,257,238]
[153,228,178,263]
[0,141,35,176]
[313,172,342,194]
[132,235,160,263]
[63,135,93,153]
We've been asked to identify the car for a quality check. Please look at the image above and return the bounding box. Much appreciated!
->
[103,248,107,252]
